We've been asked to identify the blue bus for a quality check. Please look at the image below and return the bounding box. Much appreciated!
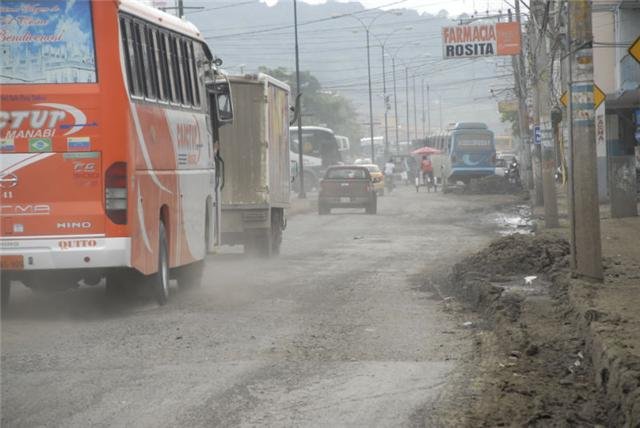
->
[426,122,496,184]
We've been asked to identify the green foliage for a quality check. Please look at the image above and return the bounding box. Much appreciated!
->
[258,66,361,149]
[500,109,520,137]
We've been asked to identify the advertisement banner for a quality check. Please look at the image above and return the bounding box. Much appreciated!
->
[442,22,521,59]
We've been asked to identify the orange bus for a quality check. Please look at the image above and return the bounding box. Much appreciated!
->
[0,0,232,308]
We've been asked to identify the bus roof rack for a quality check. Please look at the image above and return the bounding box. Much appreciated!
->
[453,122,488,130]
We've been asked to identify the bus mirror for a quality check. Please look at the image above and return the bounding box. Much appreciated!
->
[207,82,233,127]
[216,89,233,125]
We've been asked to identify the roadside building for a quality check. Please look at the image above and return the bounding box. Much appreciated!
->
[592,0,639,217]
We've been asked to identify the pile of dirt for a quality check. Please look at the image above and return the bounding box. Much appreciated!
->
[453,234,570,279]
[466,175,522,195]
[430,233,609,426]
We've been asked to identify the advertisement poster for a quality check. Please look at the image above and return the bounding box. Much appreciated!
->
[0,0,97,84]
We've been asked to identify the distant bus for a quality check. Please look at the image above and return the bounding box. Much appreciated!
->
[289,126,341,167]
[425,122,496,184]
[0,0,232,307]
[359,136,384,164]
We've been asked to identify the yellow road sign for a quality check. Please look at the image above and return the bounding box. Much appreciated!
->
[560,91,568,107]
[629,36,640,64]
[559,85,605,109]
[594,84,605,109]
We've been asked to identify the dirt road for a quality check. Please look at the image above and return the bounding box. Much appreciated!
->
[1,188,514,427]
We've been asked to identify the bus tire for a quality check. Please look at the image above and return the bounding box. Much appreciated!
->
[152,222,170,305]
[1,276,10,315]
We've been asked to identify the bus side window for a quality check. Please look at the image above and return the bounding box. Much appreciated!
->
[142,26,158,100]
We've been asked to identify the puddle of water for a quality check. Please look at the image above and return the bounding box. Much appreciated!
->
[490,205,534,235]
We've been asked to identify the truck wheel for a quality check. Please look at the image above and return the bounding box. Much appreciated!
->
[271,211,283,256]
[151,222,170,305]
[1,276,10,315]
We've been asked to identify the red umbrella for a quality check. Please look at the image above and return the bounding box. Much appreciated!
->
[411,146,442,155]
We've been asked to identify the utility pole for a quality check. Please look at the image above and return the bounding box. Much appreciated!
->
[421,79,425,139]
[438,95,442,129]
[382,46,389,161]
[532,0,559,228]
[412,74,417,143]
[509,7,531,190]
[528,8,544,206]
[293,0,305,198]
[405,67,410,149]
[427,84,431,134]
[567,0,603,280]
[392,56,399,154]
[365,30,375,163]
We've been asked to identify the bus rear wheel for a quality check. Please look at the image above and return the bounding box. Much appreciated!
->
[151,222,170,305]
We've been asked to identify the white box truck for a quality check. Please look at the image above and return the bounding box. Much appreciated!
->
[219,74,291,256]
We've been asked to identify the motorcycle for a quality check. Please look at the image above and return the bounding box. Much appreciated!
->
[504,160,521,187]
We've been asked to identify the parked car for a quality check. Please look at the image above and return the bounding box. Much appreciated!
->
[318,166,377,215]
[361,164,385,195]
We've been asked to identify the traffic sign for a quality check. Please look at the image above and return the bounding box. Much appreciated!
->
[629,35,640,65]
[593,84,605,109]
[559,85,605,109]
[534,126,541,145]
[560,91,568,107]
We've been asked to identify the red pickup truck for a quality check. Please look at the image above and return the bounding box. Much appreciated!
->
[318,166,377,215]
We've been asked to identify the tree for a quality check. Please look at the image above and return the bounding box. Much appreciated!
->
[500,109,519,136]
[258,66,362,153]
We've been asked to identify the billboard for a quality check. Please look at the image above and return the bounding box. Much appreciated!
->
[442,22,521,59]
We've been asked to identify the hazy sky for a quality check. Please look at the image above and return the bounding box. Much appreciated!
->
[263,0,509,17]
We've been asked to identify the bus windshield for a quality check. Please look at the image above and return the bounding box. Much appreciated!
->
[0,0,97,84]
[290,127,341,167]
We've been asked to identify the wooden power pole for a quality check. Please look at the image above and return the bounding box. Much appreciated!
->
[531,0,559,228]
[567,0,603,280]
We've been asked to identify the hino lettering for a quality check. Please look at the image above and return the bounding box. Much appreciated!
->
[57,221,92,229]
[0,204,51,216]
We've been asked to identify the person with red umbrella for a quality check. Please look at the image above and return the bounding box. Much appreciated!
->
[420,155,436,192]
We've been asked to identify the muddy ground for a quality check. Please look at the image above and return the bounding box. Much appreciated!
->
[1,188,526,427]
[420,233,610,427]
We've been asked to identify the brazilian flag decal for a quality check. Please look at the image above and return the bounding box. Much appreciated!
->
[29,138,52,152]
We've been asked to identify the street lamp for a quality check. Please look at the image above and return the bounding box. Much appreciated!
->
[372,26,412,160]
[334,10,401,163]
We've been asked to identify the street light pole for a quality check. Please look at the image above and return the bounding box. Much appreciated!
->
[412,73,417,143]
[421,79,425,139]
[427,84,431,134]
[392,56,399,155]
[405,66,410,149]
[381,45,389,161]
[365,29,375,163]
[293,0,305,198]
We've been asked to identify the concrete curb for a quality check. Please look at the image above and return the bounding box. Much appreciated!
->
[560,275,640,427]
